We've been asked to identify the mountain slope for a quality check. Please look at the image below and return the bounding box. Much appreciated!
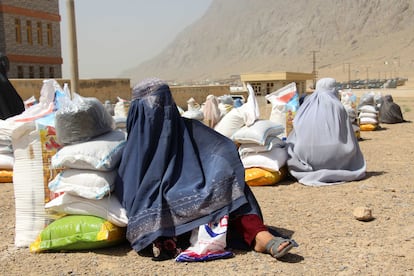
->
[124,0,414,85]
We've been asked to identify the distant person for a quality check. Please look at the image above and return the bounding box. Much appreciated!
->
[0,53,25,120]
[286,77,366,186]
[202,94,221,128]
[379,94,408,124]
[115,78,297,261]
[0,52,10,76]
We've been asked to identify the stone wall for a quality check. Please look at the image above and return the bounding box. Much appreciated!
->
[9,79,239,110]
[170,85,235,108]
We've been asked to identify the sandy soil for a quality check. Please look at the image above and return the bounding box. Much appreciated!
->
[1,90,413,275]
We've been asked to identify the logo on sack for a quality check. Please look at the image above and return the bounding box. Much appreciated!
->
[204,215,228,237]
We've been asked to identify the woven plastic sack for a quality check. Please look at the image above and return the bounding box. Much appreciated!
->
[30,215,126,253]
[245,166,287,186]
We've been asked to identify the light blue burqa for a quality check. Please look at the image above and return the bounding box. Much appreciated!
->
[286,78,366,186]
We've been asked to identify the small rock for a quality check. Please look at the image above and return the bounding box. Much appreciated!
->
[353,206,373,221]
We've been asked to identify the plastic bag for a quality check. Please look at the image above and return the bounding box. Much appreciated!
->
[9,79,61,122]
[242,84,260,127]
[175,216,233,262]
[265,82,299,139]
[55,90,115,145]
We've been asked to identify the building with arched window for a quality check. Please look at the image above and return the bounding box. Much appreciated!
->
[0,0,62,78]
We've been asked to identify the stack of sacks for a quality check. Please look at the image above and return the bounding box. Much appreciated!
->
[0,120,21,183]
[265,82,299,140]
[41,92,128,250]
[30,92,128,252]
[10,79,65,247]
[217,95,234,117]
[340,89,360,139]
[47,130,128,227]
[358,91,380,131]
[215,84,259,139]
[232,119,287,186]
[182,97,204,121]
[33,130,128,252]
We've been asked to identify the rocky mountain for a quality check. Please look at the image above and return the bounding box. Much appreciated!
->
[123,0,414,85]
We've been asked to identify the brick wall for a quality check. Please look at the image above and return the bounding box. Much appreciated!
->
[0,0,62,78]
[0,0,59,13]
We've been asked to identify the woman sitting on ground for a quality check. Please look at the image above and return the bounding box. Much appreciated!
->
[115,78,297,261]
[286,77,366,186]
[379,94,407,124]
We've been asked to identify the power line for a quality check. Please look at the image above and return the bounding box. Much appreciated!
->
[344,63,351,86]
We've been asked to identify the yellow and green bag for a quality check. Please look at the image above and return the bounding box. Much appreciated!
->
[245,166,287,186]
[30,215,126,253]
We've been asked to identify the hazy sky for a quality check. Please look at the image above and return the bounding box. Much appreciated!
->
[58,0,212,79]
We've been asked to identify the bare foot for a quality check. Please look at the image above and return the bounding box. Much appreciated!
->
[253,231,291,253]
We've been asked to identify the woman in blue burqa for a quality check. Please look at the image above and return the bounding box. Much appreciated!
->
[115,78,296,261]
[286,77,366,186]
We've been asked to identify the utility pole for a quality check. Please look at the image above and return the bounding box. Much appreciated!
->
[66,0,79,94]
[311,50,319,89]
[345,63,351,88]
[365,66,369,88]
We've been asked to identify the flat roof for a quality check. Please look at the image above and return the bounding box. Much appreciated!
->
[240,72,314,82]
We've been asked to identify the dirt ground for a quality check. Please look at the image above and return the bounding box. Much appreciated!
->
[1,89,413,275]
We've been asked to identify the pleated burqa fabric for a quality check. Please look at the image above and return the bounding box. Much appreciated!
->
[286,78,366,186]
[379,95,406,124]
[115,78,262,252]
[0,72,25,120]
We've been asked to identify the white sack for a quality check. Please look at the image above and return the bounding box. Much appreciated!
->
[240,146,288,171]
[45,193,128,227]
[48,169,117,200]
[51,130,126,171]
[0,152,14,169]
[231,119,284,145]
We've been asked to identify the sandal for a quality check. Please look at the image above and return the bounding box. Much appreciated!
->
[265,237,297,259]
[152,237,181,261]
